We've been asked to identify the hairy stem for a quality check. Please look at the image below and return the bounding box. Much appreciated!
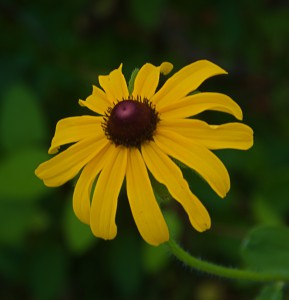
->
[167,238,289,282]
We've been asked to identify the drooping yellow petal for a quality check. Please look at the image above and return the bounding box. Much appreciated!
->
[98,64,129,102]
[154,129,230,198]
[151,60,227,108]
[132,62,173,99]
[90,146,127,240]
[79,85,111,115]
[48,116,103,154]
[35,134,108,187]
[142,142,211,232]
[159,119,254,150]
[73,143,113,224]
[126,148,169,246]
[159,92,243,120]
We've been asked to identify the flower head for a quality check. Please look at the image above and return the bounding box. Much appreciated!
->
[35,60,253,246]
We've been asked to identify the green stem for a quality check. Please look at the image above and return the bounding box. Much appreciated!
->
[167,238,289,282]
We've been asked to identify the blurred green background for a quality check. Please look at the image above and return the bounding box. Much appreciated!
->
[1,0,289,299]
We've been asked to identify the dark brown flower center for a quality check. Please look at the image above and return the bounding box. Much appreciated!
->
[102,98,159,147]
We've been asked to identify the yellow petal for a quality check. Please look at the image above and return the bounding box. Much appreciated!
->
[151,60,227,108]
[48,116,103,154]
[132,63,161,99]
[98,64,129,102]
[90,146,127,240]
[126,148,169,246]
[73,143,112,224]
[142,142,211,232]
[159,92,243,120]
[160,62,173,75]
[79,85,111,115]
[159,119,254,150]
[154,129,230,198]
[35,134,108,187]
[132,62,173,99]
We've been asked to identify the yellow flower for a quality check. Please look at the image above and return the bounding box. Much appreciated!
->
[35,60,253,246]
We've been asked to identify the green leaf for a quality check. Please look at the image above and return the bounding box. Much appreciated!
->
[241,225,289,275]
[0,148,50,200]
[255,283,284,300]
[0,84,47,151]
[63,200,96,254]
[128,68,139,94]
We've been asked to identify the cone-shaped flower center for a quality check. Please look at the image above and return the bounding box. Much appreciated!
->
[103,98,159,147]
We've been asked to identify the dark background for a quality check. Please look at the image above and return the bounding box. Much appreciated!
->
[1,0,289,299]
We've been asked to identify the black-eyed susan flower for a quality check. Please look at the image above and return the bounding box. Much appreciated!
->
[35,60,253,246]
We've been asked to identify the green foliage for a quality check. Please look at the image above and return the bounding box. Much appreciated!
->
[251,195,283,226]
[149,172,172,203]
[63,199,96,254]
[242,226,289,276]
[142,243,168,273]
[0,201,48,246]
[128,68,139,94]
[255,283,284,300]
[0,83,50,247]
[142,210,183,273]
[0,148,49,199]
[0,84,47,152]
